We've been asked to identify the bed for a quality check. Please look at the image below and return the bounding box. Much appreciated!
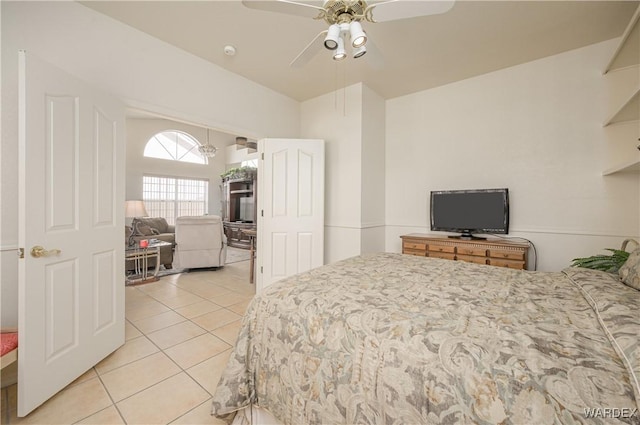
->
[211,252,640,424]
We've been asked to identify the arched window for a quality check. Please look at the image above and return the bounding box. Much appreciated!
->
[143,130,206,164]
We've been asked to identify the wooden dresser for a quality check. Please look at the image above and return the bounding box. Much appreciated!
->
[400,234,529,270]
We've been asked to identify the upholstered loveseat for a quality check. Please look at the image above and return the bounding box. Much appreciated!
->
[126,217,175,269]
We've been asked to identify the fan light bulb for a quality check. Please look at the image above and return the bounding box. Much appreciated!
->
[333,36,346,61]
[349,21,367,48]
[324,24,340,50]
[353,44,367,58]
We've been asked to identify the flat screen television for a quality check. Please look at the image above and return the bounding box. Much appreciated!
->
[430,188,509,239]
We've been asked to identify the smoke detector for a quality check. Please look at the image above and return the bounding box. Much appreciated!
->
[223,45,236,56]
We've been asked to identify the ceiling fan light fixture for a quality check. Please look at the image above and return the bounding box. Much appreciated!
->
[349,21,367,48]
[333,35,347,60]
[324,24,340,50]
[353,44,367,58]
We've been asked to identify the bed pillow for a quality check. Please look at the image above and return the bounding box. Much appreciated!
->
[619,247,640,290]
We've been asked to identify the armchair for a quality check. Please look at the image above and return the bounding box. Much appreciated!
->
[174,215,227,269]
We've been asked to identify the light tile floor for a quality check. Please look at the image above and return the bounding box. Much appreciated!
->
[1,259,254,425]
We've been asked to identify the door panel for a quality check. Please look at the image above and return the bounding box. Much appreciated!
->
[257,139,324,292]
[18,51,125,416]
[297,151,313,216]
[297,233,313,271]
[45,260,78,359]
[46,95,78,230]
[271,149,288,217]
[94,108,117,226]
[271,232,288,279]
[93,251,117,333]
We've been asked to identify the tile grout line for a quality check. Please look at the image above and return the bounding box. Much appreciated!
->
[104,289,237,422]
[5,262,253,424]
[72,371,128,425]
[131,278,250,320]
[92,321,214,422]
[112,302,234,423]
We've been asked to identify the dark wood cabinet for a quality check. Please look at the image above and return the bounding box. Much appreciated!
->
[221,170,257,248]
[223,221,256,249]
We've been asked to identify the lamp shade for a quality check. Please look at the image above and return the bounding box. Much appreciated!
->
[349,21,367,48]
[353,44,367,58]
[333,36,347,61]
[124,200,148,218]
[324,24,340,50]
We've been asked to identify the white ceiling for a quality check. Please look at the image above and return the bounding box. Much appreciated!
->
[80,0,638,102]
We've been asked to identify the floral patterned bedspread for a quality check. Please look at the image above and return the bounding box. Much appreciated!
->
[211,253,640,424]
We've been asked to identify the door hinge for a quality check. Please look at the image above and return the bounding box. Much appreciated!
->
[261,210,264,217]
[261,153,264,160]
[18,248,24,259]
[260,266,263,274]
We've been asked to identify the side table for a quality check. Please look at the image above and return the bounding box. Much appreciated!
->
[240,229,257,284]
[125,241,172,285]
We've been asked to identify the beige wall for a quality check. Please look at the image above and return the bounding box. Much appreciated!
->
[300,83,386,263]
[3,1,638,330]
[0,1,300,327]
[301,84,364,263]
[360,86,386,253]
[384,39,639,271]
[125,119,234,217]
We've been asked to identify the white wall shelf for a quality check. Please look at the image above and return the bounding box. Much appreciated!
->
[602,5,640,176]
[604,5,640,74]
[602,158,640,176]
[604,87,640,127]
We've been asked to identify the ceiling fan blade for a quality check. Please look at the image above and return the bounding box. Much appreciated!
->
[242,0,326,19]
[361,39,384,70]
[366,0,455,22]
[290,30,327,68]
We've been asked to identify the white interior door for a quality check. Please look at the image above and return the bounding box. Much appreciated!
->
[17,51,125,416]
[256,138,324,292]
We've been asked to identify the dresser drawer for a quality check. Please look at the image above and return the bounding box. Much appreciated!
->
[489,249,525,261]
[429,251,455,260]
[404,249,427,257]
[488,258,525,269]
[428,244,455,254]
[456,246,488,257]
[457,255,488,265]
[403,242,427,251]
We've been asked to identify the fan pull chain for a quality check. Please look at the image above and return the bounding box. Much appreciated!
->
[342,59,347,116]
[332,61,348,116]
[334,61,338,111]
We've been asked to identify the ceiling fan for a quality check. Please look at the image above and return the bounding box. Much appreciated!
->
[242,0,455,67]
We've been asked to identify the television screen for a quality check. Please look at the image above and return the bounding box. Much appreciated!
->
[430,188,509,238]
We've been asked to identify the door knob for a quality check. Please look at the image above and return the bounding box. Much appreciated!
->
[30,246,61,258]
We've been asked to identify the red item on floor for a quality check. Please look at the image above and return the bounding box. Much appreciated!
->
[1,332,18,356]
